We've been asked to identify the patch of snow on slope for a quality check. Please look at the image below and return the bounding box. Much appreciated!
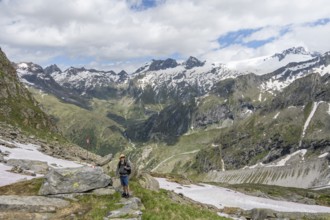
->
[0,141,82,168]
[299,102,322,147]
[312,64,330,76]
[227,54,314,75]
[268,149,307,167]
[273,112,280,119]
[156,178,330,213]
[0,163,41,186]
[319,152,329,158]
[0,139,84,186]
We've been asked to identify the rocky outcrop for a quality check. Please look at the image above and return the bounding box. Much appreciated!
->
[192,104,232,128]
[148,58,178,71]
[184,56,204,69]
[39,166,112,195]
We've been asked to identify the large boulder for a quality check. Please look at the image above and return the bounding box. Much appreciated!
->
[39,166,112,195]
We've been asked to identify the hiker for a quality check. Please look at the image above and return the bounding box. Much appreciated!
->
[116,154,131,198]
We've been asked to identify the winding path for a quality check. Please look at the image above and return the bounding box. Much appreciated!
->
[151,150,200,172]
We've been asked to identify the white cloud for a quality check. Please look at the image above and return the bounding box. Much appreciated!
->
[0,0,329,70]
[242,26,283,43]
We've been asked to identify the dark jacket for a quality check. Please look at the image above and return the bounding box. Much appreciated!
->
[116,160,131,176]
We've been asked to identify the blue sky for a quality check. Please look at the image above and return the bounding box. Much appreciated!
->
[0,0,330,72]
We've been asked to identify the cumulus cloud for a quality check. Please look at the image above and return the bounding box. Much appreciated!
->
[0,0,329,71]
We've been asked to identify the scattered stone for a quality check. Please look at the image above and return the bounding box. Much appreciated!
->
[7,159,49,174]
[0,154,4,162]
[104,197,144,220]
[39,166,112,195]
[3,151,11,156]
[9,165,36,176]
[0,139,16,148]
[10,165,24,174]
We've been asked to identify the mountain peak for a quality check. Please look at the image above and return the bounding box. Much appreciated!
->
[16,62,44,74]
[184,56,204,69]
[44,64,62,75]
[271,46,315,61]
[149,58,178,71]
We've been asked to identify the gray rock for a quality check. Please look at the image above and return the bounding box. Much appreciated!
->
[39,166,112,195]
[0,154,4,162]
[104,197,144,219]
[0,211,54,220]
[91,187,116,196]
[0,195,69,213]
[250,208,276,220]
[97,153,113,166]
[138,173,159,191]
[0,139,16,148]
[7,159,49,174]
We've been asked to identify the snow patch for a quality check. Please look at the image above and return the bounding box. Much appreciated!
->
[156,178,330,213]
[299,102,321,147]
[319,152,329,158]
[0,163,41,186]
[0,139,84,187]
[246,150,308,169]
[273,112,280,119]
[269,149,307,167]
[312,64,330,76]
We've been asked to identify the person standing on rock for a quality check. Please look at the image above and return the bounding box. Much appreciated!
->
[116,154,131,198]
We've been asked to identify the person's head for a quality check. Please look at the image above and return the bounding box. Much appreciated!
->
[119,154,125,161]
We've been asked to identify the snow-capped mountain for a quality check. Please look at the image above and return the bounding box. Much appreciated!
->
[131,47,328,103]
[261,52,330,93]
[51,67,128,94]
[226,47,318,75]
[14,47,330,104]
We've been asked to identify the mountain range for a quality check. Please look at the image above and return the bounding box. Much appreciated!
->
[11,47,330,185]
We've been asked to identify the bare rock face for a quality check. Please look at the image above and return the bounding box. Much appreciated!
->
[39,166,112,195]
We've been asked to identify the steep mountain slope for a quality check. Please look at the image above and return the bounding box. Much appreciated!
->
[0,48,57,135]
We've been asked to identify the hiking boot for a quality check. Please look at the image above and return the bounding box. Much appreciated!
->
[121,192,127,197]
[125,193,130,198]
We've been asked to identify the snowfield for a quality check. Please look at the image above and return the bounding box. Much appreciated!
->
[0,139,84,187]
[156,178,330,213]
